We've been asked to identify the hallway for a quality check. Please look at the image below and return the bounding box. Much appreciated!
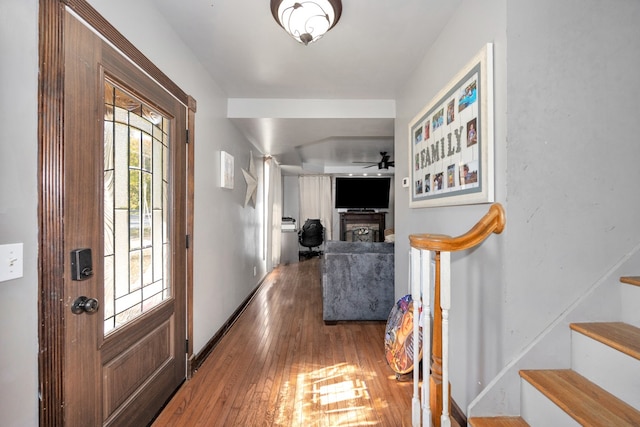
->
[152,258,415,426]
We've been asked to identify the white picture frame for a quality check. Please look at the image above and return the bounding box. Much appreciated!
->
[220,150,234,189]
[409,43,494,208]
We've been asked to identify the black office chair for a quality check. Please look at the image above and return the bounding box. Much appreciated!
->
[298,219,324,260]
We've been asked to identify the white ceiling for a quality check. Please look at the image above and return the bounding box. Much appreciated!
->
[152,0,462,174]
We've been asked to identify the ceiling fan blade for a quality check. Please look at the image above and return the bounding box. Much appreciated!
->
[354,151,394,168]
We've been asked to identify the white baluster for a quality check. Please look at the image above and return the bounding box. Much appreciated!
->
[440,251,451,427]
[421,249,432,427]
[410,247,421,427]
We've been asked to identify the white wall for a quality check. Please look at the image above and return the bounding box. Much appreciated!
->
[503,0,640,358]
[0,1,39,426]
[395,0,640,413]
[474,0,640,414]
[395,0,508,410]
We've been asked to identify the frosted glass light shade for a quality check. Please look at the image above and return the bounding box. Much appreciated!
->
[271,0,342,45]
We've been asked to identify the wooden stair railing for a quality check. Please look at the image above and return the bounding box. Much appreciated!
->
[409,203,506,427]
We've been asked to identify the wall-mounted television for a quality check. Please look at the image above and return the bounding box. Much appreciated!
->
[335,177,391,209]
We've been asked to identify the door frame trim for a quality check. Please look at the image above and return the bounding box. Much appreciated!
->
[38,1,195,424]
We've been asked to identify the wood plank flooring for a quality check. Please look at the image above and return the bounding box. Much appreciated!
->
[152,258,416,426]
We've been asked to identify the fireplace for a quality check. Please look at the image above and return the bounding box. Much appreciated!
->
[339,212,386,242]
[345,224,378,242]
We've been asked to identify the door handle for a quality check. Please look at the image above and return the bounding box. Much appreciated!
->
[71,296,100,314]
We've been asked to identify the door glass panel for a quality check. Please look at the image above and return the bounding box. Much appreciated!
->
[104,80,171,336]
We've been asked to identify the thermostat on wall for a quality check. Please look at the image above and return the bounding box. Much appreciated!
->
[402,177,409,188]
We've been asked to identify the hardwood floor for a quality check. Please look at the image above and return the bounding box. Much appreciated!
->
[152,258,416,426]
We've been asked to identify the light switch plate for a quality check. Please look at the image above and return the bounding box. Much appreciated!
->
[0,243,24,282]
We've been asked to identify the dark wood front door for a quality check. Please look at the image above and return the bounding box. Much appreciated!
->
[61,11,186,426]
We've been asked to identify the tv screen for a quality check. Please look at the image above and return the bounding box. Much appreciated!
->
[335,177,391,209]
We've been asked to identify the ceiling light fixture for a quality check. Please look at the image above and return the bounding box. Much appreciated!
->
[270,0,342,45]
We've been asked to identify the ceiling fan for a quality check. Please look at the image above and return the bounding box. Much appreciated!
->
[353,151,395,169]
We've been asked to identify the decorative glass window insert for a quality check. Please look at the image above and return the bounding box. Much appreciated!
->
[103,80,170,335]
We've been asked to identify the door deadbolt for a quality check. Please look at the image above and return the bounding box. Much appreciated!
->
[71,296,100,314]
[71,248,94,281]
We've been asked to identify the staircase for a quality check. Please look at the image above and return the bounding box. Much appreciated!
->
[469,277,640,427]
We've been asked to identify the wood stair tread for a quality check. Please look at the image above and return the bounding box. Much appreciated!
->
[468,416,529,427]
[620,276,640,287]
[519,369,640,427]
[570,321,640,360]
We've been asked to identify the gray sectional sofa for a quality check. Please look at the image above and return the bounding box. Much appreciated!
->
[321,240,395,323]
